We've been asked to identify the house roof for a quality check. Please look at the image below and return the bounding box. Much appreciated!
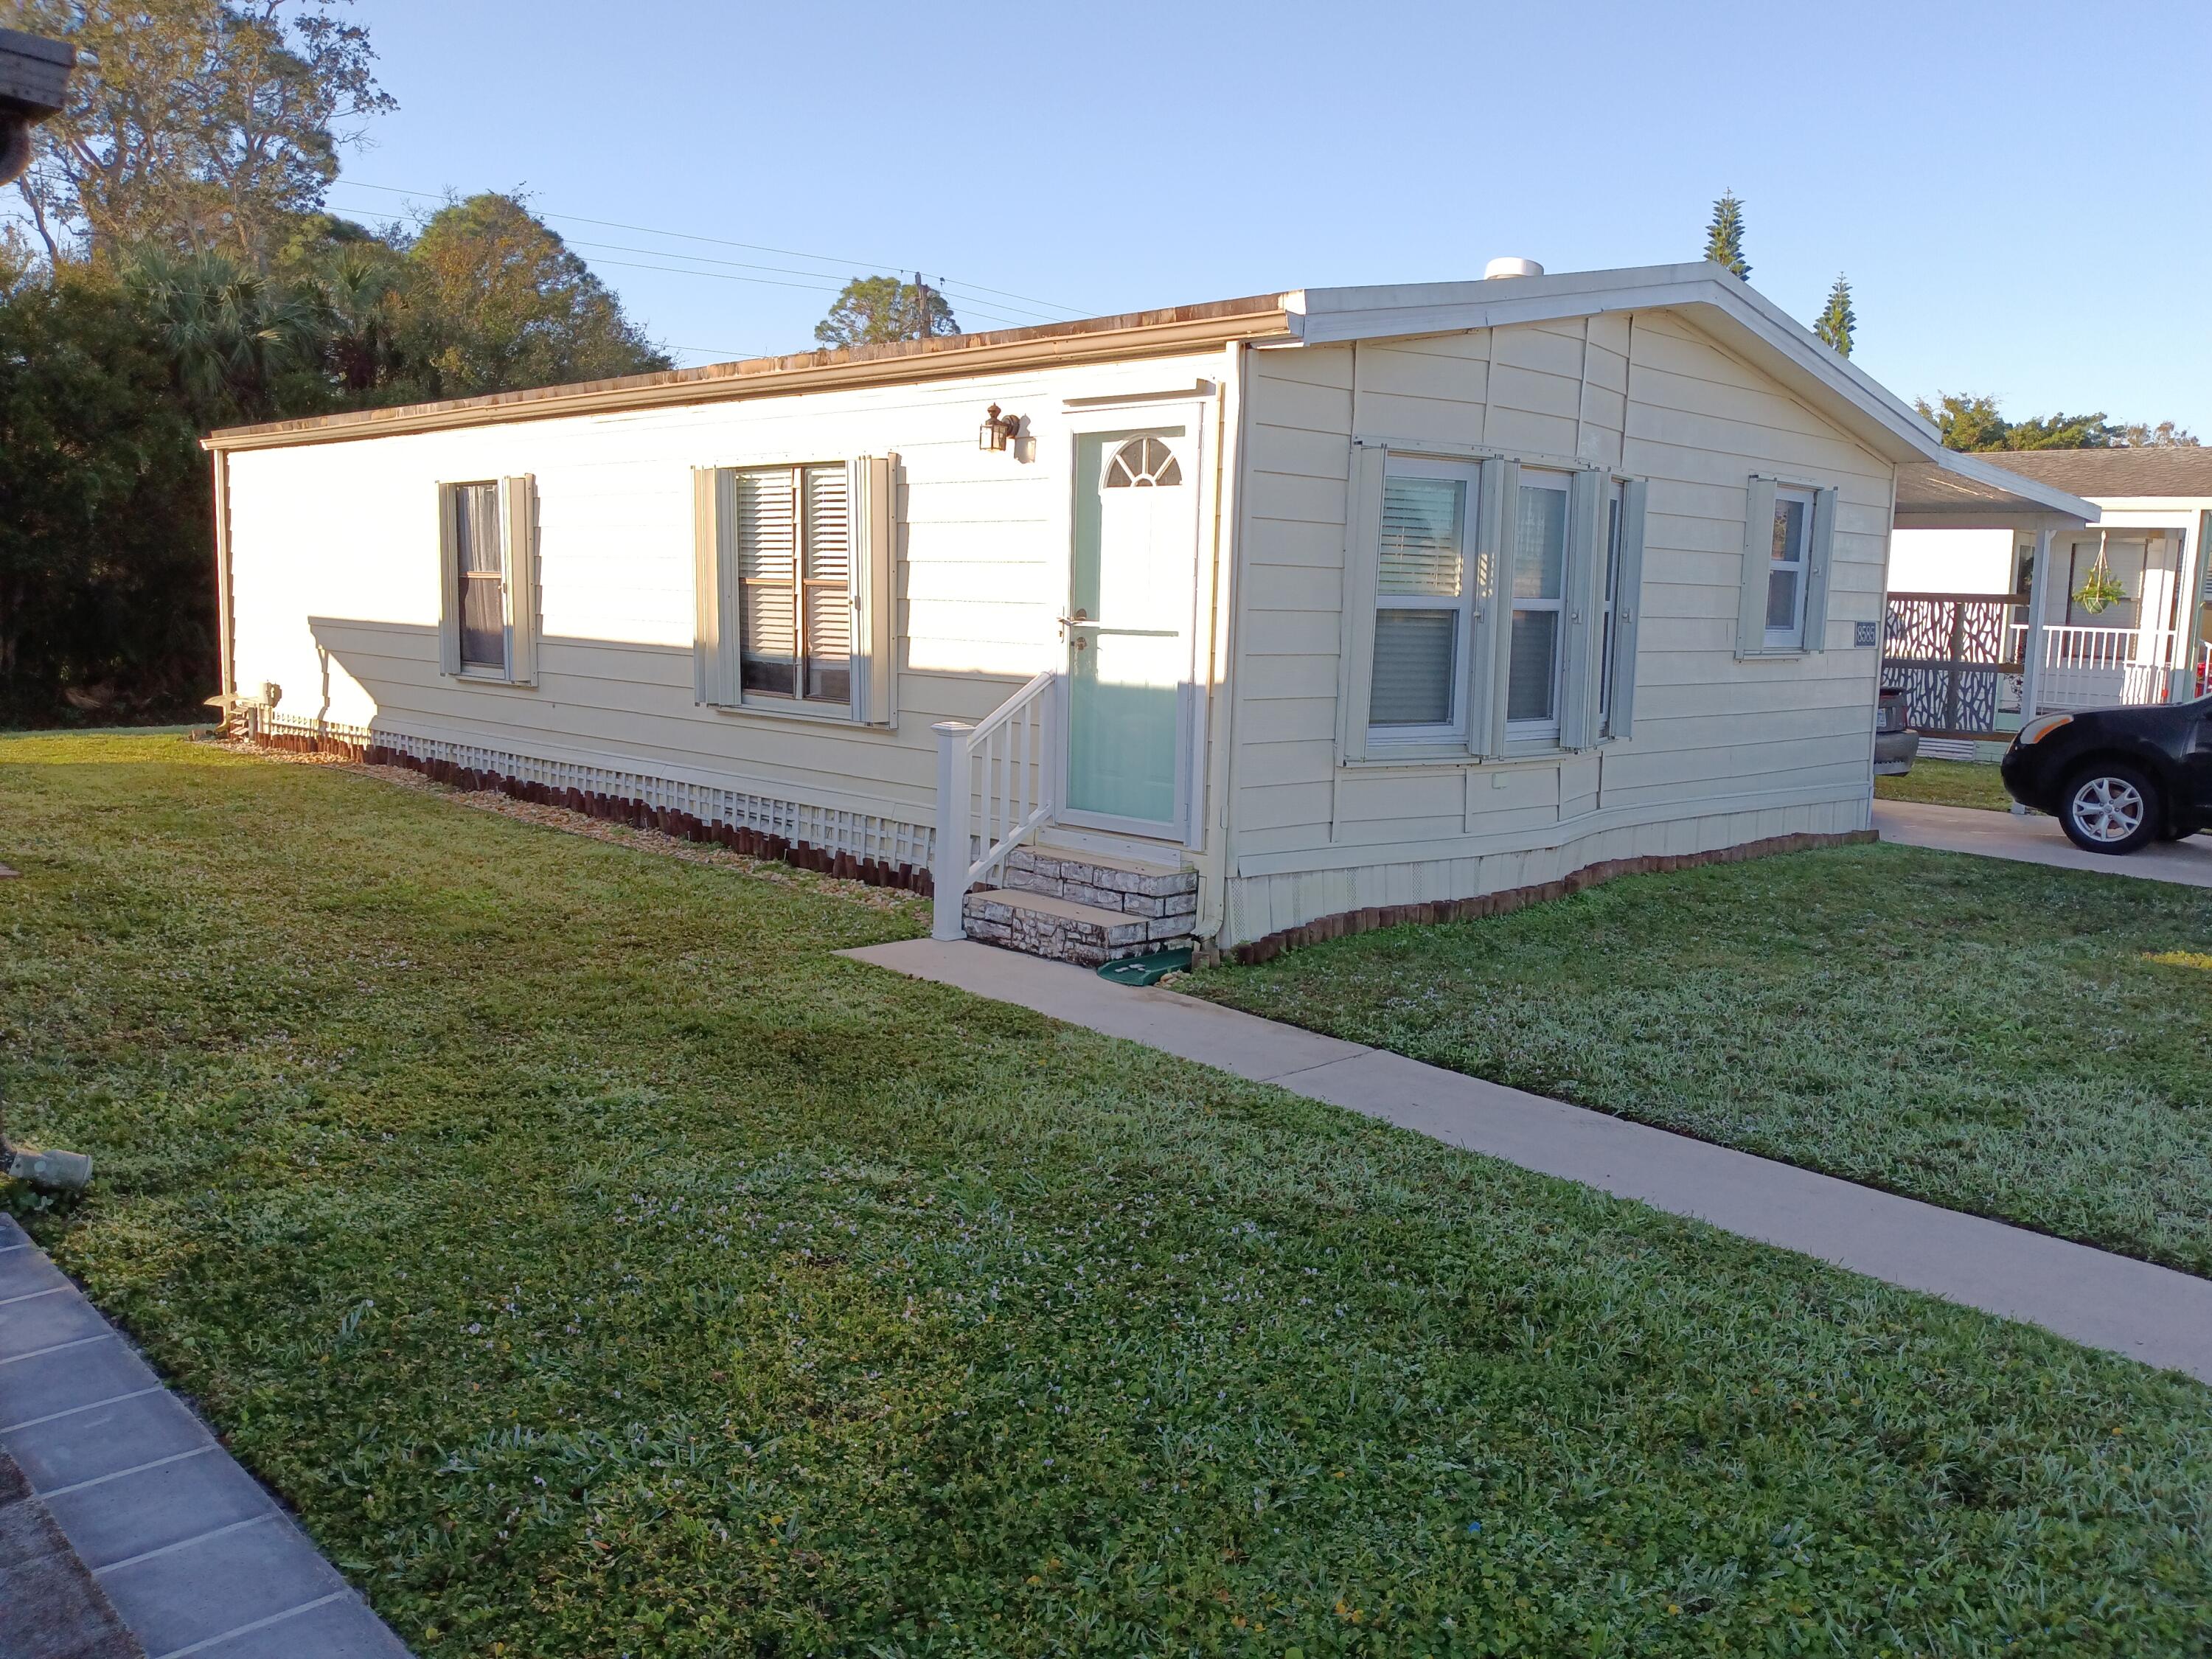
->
[195,260,2094,526]
[1961,446,2212,502]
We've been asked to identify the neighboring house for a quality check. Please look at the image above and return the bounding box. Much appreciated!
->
[1888,449,2209,748]
[206,260,2088,962]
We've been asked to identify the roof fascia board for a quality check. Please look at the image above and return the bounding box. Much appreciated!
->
[205,307,1292,453]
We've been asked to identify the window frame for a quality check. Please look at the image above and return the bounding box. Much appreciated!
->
[1764,484,1816,651]
[1504,466,1573,748]
[694,454,897,727]
[1366,453,1481,748]
[437,475,538,688]
[1339,438,1646,766]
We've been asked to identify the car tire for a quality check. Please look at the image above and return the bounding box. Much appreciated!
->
[2059,761,2162,855]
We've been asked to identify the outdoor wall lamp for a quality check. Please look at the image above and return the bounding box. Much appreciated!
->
[977,404,1022,453]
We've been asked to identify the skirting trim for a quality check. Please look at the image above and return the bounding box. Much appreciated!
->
[1202,828,1879,969]
[239,714,938,896]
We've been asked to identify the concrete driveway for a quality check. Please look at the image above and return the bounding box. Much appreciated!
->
[1876,797,2212,888]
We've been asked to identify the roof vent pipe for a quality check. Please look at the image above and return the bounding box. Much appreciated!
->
[1484,257,1544,279]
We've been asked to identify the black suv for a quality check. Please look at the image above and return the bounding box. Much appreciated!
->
[2000,699,2212,854]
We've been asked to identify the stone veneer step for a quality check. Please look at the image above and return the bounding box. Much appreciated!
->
[962,887,1195,967]
[999,847,1199,921]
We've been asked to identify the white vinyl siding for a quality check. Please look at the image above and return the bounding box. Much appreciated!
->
[1229,313,1891,942]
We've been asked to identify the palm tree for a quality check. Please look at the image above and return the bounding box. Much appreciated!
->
[126,248,325,420]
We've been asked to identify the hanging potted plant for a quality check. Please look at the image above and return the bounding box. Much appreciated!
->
[2073,546,2129,615]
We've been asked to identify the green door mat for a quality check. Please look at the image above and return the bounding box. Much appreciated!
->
[1096,947,1192,987]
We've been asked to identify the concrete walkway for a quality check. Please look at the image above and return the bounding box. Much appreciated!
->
[0,1214,412,1659]
[846,939,2212,1383]
[1877,797,2212,888]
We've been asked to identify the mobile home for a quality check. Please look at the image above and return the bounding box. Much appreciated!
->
[206,260,2090,961]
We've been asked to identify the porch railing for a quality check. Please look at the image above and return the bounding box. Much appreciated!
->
[2009,622,2185,711]
[931,669,1057,940]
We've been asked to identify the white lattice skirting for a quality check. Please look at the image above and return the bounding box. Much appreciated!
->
[241,711,938,891]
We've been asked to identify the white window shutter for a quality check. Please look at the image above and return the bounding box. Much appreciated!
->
[1557,469,1607,749]
[499,474,538,686]
[692,467,737,706]
[1475,456,1519,757]
[436,485,462,676]
[1801,485,1839,650]
[1737,475,1779,657]
[852,453,897,724]
[1336,439,1388,761]
[1608,479,1649,740]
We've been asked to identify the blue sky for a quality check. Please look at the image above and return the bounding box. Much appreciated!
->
[322,1,2202,431]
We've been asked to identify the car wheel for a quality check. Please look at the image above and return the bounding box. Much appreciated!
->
[2060,762,2161,855]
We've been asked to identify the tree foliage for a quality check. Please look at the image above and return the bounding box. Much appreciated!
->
[0,268,212,720]
[2113,420,2200,449]
[10,0,394,268]
[399,192,669,398]
[1703,191,1749,279]
[814,274,958,347]
[1910,394,2200,452]
[1814,274,1854,358]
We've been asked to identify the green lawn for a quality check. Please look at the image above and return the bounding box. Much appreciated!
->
[1876,757,2013,811]
[4,734,2211,1658]
[1189,843,2212,1278]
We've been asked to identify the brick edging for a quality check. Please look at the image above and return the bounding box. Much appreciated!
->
[242,729,935,895]
[1204,829,1877,968]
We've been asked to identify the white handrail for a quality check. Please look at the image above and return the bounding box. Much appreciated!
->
[931,669,1057,940]
[2008,622,2183,712]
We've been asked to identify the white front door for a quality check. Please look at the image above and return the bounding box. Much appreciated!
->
[1062,427,1197,835]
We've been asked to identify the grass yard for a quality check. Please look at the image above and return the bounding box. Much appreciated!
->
[4,733,2211,1658]
[1875,757,2013,812]
[1190,843,2212,1279]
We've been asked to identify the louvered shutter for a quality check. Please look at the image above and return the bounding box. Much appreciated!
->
[732,467,797,700]
[500,474,538,686]
[1474,456,1518,757]
[1607,479,1649,739]
[852,454,897,724]
[1737,475,1780,657]
[1557,469,1608,749]
[1336,440,1388,760]
[800,462,852,705]
[436,485,462,676]
[1801,485,1839,651]
[692,467,738,706]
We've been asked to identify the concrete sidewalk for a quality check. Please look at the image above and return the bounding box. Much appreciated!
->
[1876,797,2212,888]
[846,938,2212,1383]
[0,1214,413,1659]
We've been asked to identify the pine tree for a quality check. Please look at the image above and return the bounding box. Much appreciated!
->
[1815,274,1855,357]
[1703,191,1749,279]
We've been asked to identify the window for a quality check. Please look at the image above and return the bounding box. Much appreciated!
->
[694,456,897,724]
[1345,445,1648,759]
[1765,486,1815,648]
[731,462,851,706]
[1507,471,1571,741]
[438,476,537,685]
[453,482,504,671]
[1368,460,1477,740]
[1105,436,1182,488]
[1736,476,1837,658]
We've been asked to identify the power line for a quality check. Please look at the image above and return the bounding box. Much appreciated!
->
[324,178,1093,318]
[574,254,1035,333]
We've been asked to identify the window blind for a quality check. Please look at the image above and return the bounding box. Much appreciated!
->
[1371,611,1458,726]
[800,463,851,703]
